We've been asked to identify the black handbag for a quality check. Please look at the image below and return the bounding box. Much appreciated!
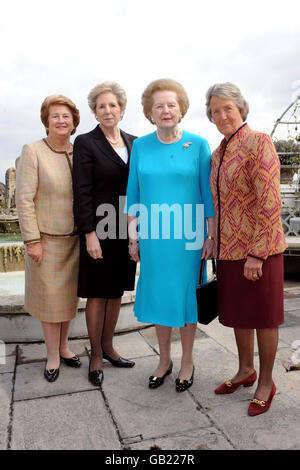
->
[197,258,218,325]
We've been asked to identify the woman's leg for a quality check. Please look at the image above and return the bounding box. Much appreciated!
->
[153,325,172,377]
[85,298,106,371]
[231,328,256,382]
[101,297,122,359]
[59,320,76,358]
[179,323,197,380]
[41,321,61,370]
[255,327,278,401]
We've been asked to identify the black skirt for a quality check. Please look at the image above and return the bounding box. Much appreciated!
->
[77,235,136,299]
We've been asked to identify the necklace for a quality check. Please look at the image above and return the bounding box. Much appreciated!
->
[46,138,72,153]
[156,128,182,144]
[101,126,121,145]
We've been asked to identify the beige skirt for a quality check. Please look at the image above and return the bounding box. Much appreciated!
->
[24,235,79,322]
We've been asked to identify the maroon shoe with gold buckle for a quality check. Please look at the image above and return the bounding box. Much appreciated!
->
[248,383,276,416]
[215,370,257,394]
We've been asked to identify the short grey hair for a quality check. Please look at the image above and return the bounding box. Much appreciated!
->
[87,81,127,113]
[205,82,249,122]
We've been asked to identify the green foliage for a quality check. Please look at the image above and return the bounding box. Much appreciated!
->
[274,139,300,165]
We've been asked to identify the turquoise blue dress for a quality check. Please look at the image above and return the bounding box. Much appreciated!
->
[126,131,214,327]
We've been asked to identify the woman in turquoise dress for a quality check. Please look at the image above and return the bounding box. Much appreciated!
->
[126,79,215,392]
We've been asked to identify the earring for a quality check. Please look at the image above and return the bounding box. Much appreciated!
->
[150,116,155,124]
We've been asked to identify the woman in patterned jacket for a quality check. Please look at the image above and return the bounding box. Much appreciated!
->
[206,83,287,416]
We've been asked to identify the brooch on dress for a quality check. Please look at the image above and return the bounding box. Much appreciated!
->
[183,142,192,149]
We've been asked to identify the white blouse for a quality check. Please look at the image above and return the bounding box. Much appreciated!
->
[114,146,128,164]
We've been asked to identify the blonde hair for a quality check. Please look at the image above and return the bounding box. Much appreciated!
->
[87,81,127,114]
[205,82,249,122]
[142,78,189,124]
[40,94,80,135]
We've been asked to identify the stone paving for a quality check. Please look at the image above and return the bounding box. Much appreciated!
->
[1,279,300,451]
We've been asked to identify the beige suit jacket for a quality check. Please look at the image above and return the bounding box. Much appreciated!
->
[16,139,76,244]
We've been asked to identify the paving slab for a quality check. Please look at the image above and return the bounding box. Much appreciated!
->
[129,427,234,451]
[17,338,90,364]
[182,337,259,409]
[0,344,16,374]
[14,356,93,401]
[101,356,211,442]
[278,324,300,345]
[284,298,300,311]
[206,392,300,450]
[11,390,121,450]
[0,373,13,450]
[197,320,260,356]
[106,330,156,359]
[272,351,300,403]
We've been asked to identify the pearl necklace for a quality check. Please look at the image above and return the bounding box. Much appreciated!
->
[156,128,182,144]
[101,126,121,145]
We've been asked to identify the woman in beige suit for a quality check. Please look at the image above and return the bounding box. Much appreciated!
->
[16,95,81,382]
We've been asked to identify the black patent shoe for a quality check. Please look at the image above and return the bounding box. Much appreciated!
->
[149,361,173,389]
[102,351,135,368]
[175,366,195,392]
[44,366,59,382]
[60,355,81,368]
[88,361,104,386]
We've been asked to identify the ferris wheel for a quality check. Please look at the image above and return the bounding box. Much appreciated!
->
[271,95,300,142]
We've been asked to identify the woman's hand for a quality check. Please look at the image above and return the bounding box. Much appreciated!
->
[244,256,263,281]
[129,240,140,262]
[85,231,103,259]
[27,242,43,266]
[201,237,216,260]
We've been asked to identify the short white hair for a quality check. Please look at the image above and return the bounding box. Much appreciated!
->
[205,82,249,122]
[87,81,127,113]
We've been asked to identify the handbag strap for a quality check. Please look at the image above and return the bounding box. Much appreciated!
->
[199,258,216,285]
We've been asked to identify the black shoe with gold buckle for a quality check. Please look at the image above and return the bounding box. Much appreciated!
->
[175,366,195,392]
[44,366,60,382]
[60,355,82,368]
[149,361,173,389]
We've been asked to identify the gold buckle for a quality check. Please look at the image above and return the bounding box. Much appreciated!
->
[250,398,266,407]
[225,380,232,387]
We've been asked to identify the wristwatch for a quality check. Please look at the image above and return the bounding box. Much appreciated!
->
[207,235,214,240]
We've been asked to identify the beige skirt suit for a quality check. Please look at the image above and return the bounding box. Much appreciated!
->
[16,139,79,322]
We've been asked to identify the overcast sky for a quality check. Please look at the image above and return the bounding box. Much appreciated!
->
[1,0,300,183]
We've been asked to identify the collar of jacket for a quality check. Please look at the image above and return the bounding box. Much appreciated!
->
[219,122,249,154]
[91,125,132,168]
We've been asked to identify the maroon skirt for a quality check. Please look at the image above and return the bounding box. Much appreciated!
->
[217,254,284,329]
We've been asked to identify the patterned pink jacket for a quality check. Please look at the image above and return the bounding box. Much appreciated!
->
[210,123,287,261]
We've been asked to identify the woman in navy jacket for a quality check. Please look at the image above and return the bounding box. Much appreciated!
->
[73,82,136,387]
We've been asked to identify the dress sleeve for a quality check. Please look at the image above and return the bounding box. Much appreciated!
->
[199,139,215,218]
[72,136,96,234]
[15,144,41,244]
[125,140,140,215]
[247,134,282,260]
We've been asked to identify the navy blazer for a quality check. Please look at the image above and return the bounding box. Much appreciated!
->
[72,125,137,235]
